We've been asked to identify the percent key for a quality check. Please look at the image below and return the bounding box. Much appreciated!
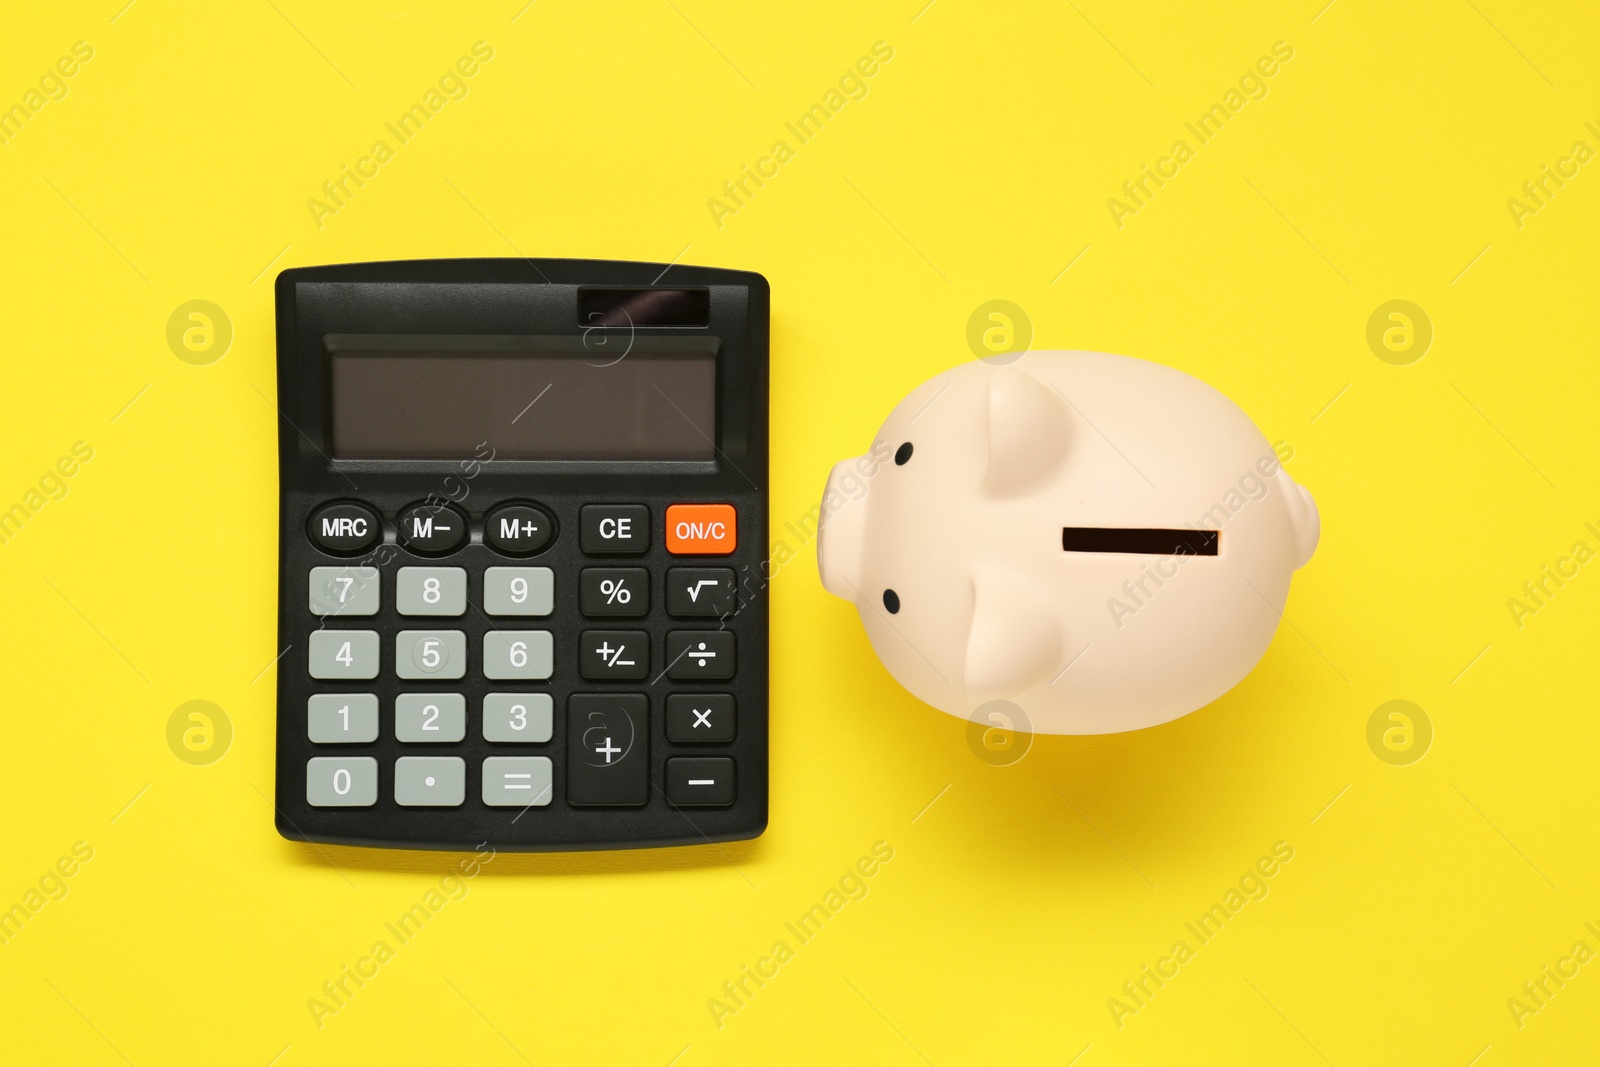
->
[580,568,650,617]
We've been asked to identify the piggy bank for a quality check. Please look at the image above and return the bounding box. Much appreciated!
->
[817,350,1320,734]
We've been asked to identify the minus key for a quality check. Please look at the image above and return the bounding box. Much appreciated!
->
[665,757,735,807]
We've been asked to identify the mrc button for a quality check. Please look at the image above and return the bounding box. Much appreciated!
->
[580,505,649,554]
[396,502,467,555]
[666,504,736,555]
[308,502,381,555]
[484,503,553,556]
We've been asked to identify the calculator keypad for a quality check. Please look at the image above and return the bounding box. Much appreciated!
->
[294,498,755,835]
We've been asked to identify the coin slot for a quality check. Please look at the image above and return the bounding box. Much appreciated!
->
[1061,528,1219,555]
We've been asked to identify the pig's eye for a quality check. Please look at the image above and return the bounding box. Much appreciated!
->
[894,442,913,465]
[882,589,901,613]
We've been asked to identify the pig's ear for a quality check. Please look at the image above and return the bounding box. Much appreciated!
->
[1282,477,1321,570]
[984,366,1070,496]
[964,566,1063,698]
[818,457,869,600]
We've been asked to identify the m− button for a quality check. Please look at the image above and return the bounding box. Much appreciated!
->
[308,502,380,555]
[580,505,649,554]
[396,502,467,555]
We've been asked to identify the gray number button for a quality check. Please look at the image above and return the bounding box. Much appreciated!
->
[483,631,552,679]
[309,567,380,616]
[396,567,467,616]
[484,567,553,616]
[395,693,466,742]
[482,756,553,806]
[307,757,378,806]
[483,693,553,742]
[309,630,380,679]
[394,756,466,807]
[308,694,379,743]
[395,630,466,680]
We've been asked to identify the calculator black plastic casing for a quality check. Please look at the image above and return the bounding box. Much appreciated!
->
[272,258,768,851]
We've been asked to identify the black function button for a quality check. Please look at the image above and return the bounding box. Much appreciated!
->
[665,631,736,680]
[666,694,736,743]
[484,503,553,556]
[580,630,650,681]
[666,568,738,618]
[567,694,648,807]
[665,757,736,807]
[396,502,467,555]
[580,568,649,617]
[308,502,381,555]
[580,505,650,554]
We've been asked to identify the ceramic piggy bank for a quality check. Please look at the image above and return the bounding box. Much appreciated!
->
[817,351,1320,734]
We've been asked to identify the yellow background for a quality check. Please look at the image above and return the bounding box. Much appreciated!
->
[2,1,1597,1063]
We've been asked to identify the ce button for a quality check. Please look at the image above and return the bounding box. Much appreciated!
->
[580,505,649,555]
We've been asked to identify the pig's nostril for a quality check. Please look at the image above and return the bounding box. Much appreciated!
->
[894,442,913,465]
[882,589,900,613]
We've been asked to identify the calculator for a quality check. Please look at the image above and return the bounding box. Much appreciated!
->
[272,258,768,851]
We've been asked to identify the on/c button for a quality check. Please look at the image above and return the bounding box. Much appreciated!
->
[666,504,737,555]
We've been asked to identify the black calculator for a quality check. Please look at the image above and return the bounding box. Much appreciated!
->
[272,258,768,851]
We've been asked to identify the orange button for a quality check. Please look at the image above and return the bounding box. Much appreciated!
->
[666,504,737,555]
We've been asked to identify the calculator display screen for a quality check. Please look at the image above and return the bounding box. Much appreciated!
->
[328,347,716,460]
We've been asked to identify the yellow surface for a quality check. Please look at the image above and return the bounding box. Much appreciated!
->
[1,1,1597,1063]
